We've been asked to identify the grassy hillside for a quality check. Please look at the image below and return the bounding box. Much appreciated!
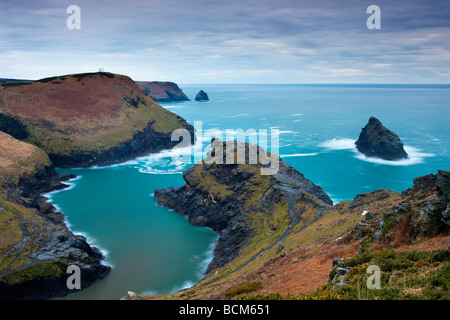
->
[0,72,193,166]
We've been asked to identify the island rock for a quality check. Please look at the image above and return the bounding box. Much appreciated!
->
[355,117,408,160]
[195,90,209,101]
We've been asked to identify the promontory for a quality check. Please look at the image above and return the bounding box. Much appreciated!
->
[0,72,195,168]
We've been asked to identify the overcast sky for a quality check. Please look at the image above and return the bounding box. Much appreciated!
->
[1,0,450,83]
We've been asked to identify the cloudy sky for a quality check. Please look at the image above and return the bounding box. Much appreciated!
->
[1,0,450,83]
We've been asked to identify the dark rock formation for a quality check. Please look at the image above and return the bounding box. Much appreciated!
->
[154,139,332,273]
[195,90,209,101]
[135,81,190,102]
[355,117,408,160]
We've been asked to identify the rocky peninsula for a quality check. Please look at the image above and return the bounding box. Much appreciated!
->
[135,81,190,102]
[0,72,195,168]
[155,139,333,272]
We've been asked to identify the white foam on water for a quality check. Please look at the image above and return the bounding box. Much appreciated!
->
[280,153,318,158]
[320,138,357,151]
[319,138,435,166]
[164,105,184,109]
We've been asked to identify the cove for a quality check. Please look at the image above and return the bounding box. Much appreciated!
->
[48,164,218,300]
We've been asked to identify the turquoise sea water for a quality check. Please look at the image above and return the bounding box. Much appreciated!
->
[49,84,450,300]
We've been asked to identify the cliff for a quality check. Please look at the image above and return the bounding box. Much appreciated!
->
[0,131,110,299]
[135,81,190,102]
[0,72,195,168]
[130,139,449,300]
[355,117,408,160]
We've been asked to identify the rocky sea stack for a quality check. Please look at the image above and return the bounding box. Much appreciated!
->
[195,90,209,101]
[355,117,408,160]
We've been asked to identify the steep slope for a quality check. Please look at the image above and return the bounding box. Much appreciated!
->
[0,131,110,299]
[0,72,195,167]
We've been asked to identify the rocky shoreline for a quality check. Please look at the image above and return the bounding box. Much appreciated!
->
[0,158,111,299]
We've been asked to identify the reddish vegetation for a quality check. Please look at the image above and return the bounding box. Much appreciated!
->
[0,73,149,124]
[211,234,450,299]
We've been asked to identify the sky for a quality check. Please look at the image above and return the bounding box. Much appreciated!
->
[1,0,450,84]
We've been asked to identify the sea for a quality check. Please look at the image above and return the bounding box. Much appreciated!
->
[48,84,450,300]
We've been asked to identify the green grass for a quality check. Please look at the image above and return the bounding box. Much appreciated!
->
[0,261,64,286]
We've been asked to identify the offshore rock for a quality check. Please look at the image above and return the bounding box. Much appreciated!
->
[355,117,408,160]
[195,90,209,101]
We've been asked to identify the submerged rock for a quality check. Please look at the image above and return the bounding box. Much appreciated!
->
[355,117,408,160]
[195,90,209,101]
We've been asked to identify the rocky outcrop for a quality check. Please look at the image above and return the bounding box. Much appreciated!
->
[155,139,332,272]
[0,131,110,299]
[0,72,195,168]
[135,81,190,102]
[195,90,209,101]
[355,117,408,160]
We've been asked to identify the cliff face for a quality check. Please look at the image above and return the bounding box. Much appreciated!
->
[155,139,332,272]
[0,73,195,168]
[0,131,110,299]
[135,81,190,102]
[355,117,408,160]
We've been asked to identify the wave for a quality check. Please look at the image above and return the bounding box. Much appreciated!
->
[71,230,113,268]
[320,138,435,166]
[281,153,318,158]
[42,175,82,199]
[164,105,184,109]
